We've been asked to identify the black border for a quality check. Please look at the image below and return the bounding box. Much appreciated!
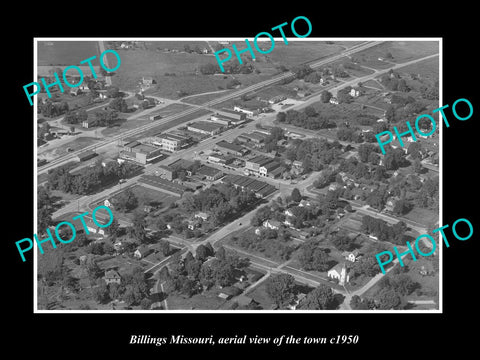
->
[7,5,478,356]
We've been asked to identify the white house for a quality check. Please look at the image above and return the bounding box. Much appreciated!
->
[329,97,339,105]
[350,88,360,97]
[328,263,350,286]
[342,250,361,262]
[262,219,281,230]
[134,245,153,259]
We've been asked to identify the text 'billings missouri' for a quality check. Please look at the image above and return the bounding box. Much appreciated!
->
[130,334,215,346]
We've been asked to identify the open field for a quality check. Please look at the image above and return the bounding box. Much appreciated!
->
[130,184,178,209]
[309,101,383,126]
[260,41,350,68]
[402,206,438,226]
[39,136,101,161]
[38,41,100,66]
[353,41,439,69]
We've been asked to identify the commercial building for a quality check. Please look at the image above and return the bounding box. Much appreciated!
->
[218,108,247,121]
[221,174,277,198]
[196,165,224,181]
[237,132,268,144]
[155,132,192,152]
[245,155,274,174]
[122,141,163,164]
[209,115,232,127]
[187,121,224,136]
[215,140,249,157]
[233,106,256,117]
[207,153,235,165]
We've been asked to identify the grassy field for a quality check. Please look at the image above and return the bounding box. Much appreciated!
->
[310,101,382,126]
[353,41,439,69]
[402,206,438,226]
[397,56,439,77]
[38,41,100,66]
[130,184,178,209]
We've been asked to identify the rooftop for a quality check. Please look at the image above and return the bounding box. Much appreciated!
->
[188,121,224,133]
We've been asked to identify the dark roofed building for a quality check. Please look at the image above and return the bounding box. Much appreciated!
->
[216,140,248,156]
[196,165,224,181]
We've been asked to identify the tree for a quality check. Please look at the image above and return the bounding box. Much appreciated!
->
[109,97,128,112]
[92,280,110,303]
[304,105,317,117]
[114,189,138,212]
[331,234,355,252]
[320,90,332,103]
[265,274,296,307]
[408,142,422,160]
[106,218,121,239]
[129,212,148,244]
[413,158,423,174]
[276,111,286,123]
[393,199,412,215]
[291,188,302,203]
[196,244,210,261]
[299,284,336,310]
[377,288,403,309]
[159,240,171,256]
[106,86,121,98]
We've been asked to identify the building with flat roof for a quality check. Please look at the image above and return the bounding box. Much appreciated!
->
[233,106,256,117]
[215,140,248,157]
[218,108,247,121]
[122,141,163,164]
[245,155,275,174]
[187,121,224,136]
[196,165,224,181]
[154,132,192,152]
[259,161,281,177]
[237,132,267,144]
[209,115,232,127]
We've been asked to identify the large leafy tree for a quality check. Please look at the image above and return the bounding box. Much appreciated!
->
[265,274,296,307]
[299,284,336,310]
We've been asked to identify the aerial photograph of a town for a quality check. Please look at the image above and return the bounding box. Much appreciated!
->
[35,38,440,312]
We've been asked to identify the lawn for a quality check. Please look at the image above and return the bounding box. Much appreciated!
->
[246,280,275,309]
[402,206,438,227]
[130,184,178,210]
[167,289,228,310]
[396,57,440,82]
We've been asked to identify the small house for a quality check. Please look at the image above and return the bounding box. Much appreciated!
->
[342,249,361,262]
[329,97,339,105]
[262,219,281,230]
[104,269,122,285]
[134,245,153,259]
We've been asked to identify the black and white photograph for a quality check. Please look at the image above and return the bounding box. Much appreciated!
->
[33,38,441,313]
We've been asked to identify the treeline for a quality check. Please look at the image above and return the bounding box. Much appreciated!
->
[350,271,421,310]
[179,183,258,226]
[160,245,250,298]
[361,215,407,245]
[284,137,343,172]
[276,107,335,130]
[231,228,297,262]
[47,161,139,195]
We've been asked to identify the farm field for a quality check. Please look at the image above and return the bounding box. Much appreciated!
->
[352,41,439,70]
[38,41,100,66]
